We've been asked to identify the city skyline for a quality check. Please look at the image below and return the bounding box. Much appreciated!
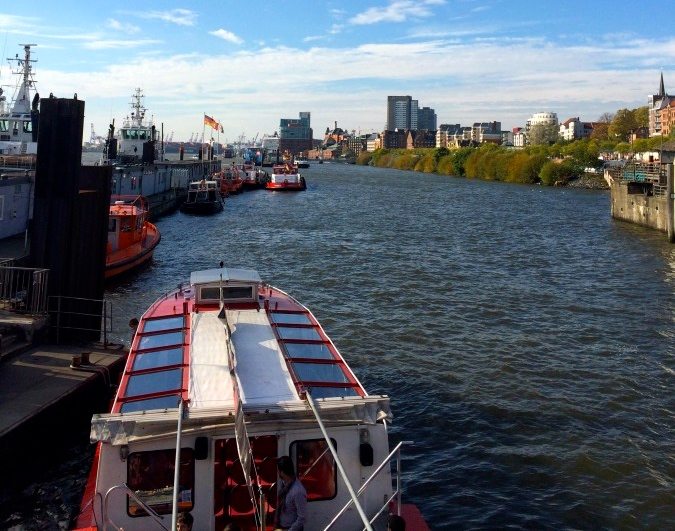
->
[1,1,674,142]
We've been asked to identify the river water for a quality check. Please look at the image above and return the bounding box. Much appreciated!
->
[3,162,674,529]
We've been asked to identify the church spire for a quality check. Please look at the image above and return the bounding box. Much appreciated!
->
[659,72,665,97]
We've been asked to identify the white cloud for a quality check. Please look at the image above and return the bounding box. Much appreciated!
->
[39,34,675,141]
[83,39,162,50]
[209,29,243,44]
[136,8,197,26]
[106,18,140,34]
[350,0,445,25]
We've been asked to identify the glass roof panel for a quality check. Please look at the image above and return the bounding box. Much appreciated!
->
[143,316,185,333]
[276,326,321,341]
[125,368,183,397]
[283,342,333,360]
[132,347,184,371]
[292,362,350,383]
[270,312,311,325]
[139,331,183,350]
[308,387,359,399]
[120,395,181,413]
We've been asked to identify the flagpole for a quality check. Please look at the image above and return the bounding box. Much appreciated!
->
[202,113,206,162]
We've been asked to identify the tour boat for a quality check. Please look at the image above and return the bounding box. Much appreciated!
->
[266,155,306,191]
[73,266,429,531]
[105,196,161,280]
[180,180,224,215]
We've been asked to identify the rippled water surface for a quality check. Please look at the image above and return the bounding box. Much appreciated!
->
[4,162,674,529]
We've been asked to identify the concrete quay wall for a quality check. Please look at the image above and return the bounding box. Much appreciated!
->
[609,180,669,232]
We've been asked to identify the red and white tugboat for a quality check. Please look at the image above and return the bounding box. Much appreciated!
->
[73,266,429,531]
[105,195,161,280]
[240,162,264,190]
[266,151,306,191]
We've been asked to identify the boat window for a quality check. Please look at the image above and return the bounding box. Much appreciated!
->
[290,439,337,501]
[127,448,194,516]
[200,286,254,302]
[143,316,184,333]
[132,347,184,371]
[275,326,321,341]
[307,387,359,399]
[23,120,31,133]
[138,331,183,350]
[138,130,147,140]
[283,342,333,360]
[108,218,117,232]
[125,367,183,397]
[291,362,350,384]
[0,120,7,132]
[270,312,311,325]
[120,395,180,413]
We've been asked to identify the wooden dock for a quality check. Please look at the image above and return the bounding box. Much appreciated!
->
[0,343,127,476]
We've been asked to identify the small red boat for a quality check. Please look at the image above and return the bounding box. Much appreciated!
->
[216,166,244,196]
[105,195,160,280]
[266,154,306,191]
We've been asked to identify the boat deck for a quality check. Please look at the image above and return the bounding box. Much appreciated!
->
[112,277,367,418]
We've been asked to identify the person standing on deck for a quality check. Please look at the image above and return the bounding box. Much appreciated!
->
[274,455,307,531]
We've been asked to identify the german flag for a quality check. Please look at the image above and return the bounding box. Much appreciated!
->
[204,114,219,130]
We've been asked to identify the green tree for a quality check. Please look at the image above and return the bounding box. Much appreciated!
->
[451,147,473,176]
[608,108,639,141]
[539,159,579,186]
[591,122,609,141]
[528,123,559,145]
[356,151,372,165]
[634,106,649,129]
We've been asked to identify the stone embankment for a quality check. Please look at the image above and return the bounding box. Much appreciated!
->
[566,173,609,190]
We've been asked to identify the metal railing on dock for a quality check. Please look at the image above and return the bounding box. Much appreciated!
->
[0,264,49,315]
[606,161,669,197]
[49,295,113,346]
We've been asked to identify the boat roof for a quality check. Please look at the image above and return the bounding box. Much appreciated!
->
[91,267,391,443]
[190,267,261,285]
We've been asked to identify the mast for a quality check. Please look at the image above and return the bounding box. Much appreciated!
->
[128,87,146,128]
[8,44,37,114]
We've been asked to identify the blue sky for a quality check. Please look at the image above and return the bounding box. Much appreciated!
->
[1,1,674,143]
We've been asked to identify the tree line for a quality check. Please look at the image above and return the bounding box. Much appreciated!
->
[358,106,674,185]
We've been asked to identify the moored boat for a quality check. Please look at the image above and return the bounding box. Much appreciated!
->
[73,266,429,531]
[100,88,220,219]
[294,158,310,169]
[240,162,265,190]
[267,152,306,191]
[216,165,244,196]
[105,195,160,280]
[0,44,39,157]
[180,180,223,215]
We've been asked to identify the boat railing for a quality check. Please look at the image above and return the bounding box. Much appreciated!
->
[103,483,170,531]
[322,440,413,530]
[0,264,49,315]
[48,295,113,346]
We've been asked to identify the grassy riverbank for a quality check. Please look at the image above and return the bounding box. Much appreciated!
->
[357,143,609,187]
